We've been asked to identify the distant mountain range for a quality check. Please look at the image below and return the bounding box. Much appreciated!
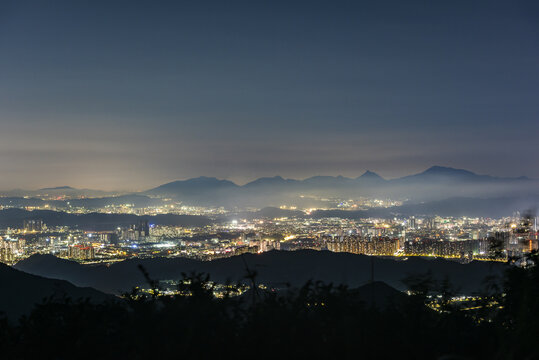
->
[15,250,506,295]
[39,186,76,191]
[0,166,537,217]
[142,166,538,207]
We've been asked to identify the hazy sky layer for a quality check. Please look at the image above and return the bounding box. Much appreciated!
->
[0,0,538,190]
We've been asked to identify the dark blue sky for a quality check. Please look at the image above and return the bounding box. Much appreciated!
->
[0,0,538,190]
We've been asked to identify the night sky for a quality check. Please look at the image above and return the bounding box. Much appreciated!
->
[1,0,538,190]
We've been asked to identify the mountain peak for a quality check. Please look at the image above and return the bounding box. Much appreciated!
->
[148,177,239,193]
[421,166,476,177]
[167,176,237,185]
[187,176,225,183]
[244,176,297,187]
[357,170,385,181]
[39,186,75,191]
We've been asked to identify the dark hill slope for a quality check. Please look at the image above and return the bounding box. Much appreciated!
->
[352,281,407,308]
[15,251,505,295]
[0,263,111,320]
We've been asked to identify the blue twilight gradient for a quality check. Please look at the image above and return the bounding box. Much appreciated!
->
[0,0,538,190]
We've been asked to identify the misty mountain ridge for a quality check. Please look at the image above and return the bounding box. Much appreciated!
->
[1,165,537,214]
[39,186,75,191]
[147,166,531,187]
[244,176,300,188]
[396,166,513,184]
[142,165,537,206]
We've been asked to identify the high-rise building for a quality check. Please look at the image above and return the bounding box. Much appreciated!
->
[138,220,150,237]
[68,244,95,260]
[23,219,44,232]
[0,247,14,263]
[325,236,399,256]
[0,238,22,263]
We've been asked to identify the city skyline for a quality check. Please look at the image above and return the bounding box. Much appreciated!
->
[1,0,538,190]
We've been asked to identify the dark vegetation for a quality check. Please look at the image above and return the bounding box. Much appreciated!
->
[1,252,539,359]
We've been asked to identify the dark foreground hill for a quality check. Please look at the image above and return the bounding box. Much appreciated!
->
[3,254,538,359]
[0,263,112,320]
[350,280,407,308]
[15,250,506,295]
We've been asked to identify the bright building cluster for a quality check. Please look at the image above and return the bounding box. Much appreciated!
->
[1,205,537,266]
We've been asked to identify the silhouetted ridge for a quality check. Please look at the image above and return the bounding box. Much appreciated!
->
[150,176,239,191]
[39,186,75,190]
[15,250,506,295]
[357,170,385,181]
[141,166,538,206]
[422,166,477,176]
[0,262,110,320]
[353,281,406,308]
[243,176,299,187]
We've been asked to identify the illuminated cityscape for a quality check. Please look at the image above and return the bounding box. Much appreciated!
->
[1,0,539,358]
[1,195,537,265]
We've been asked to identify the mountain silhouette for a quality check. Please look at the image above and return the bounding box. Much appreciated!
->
[15,250,506,295]
[142,166,536,206]
[394,166,492,183]
[150,176,239,192]
[39,186,75,191]
[357,170,385,181]
[0,262,111,320]
[1,166,537,211]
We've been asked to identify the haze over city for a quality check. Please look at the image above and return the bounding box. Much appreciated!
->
[1,0,538,190]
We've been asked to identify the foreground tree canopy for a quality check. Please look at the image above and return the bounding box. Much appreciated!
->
[1,252,539,360]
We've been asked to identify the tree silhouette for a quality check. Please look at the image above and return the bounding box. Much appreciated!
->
[2,255,539,359]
